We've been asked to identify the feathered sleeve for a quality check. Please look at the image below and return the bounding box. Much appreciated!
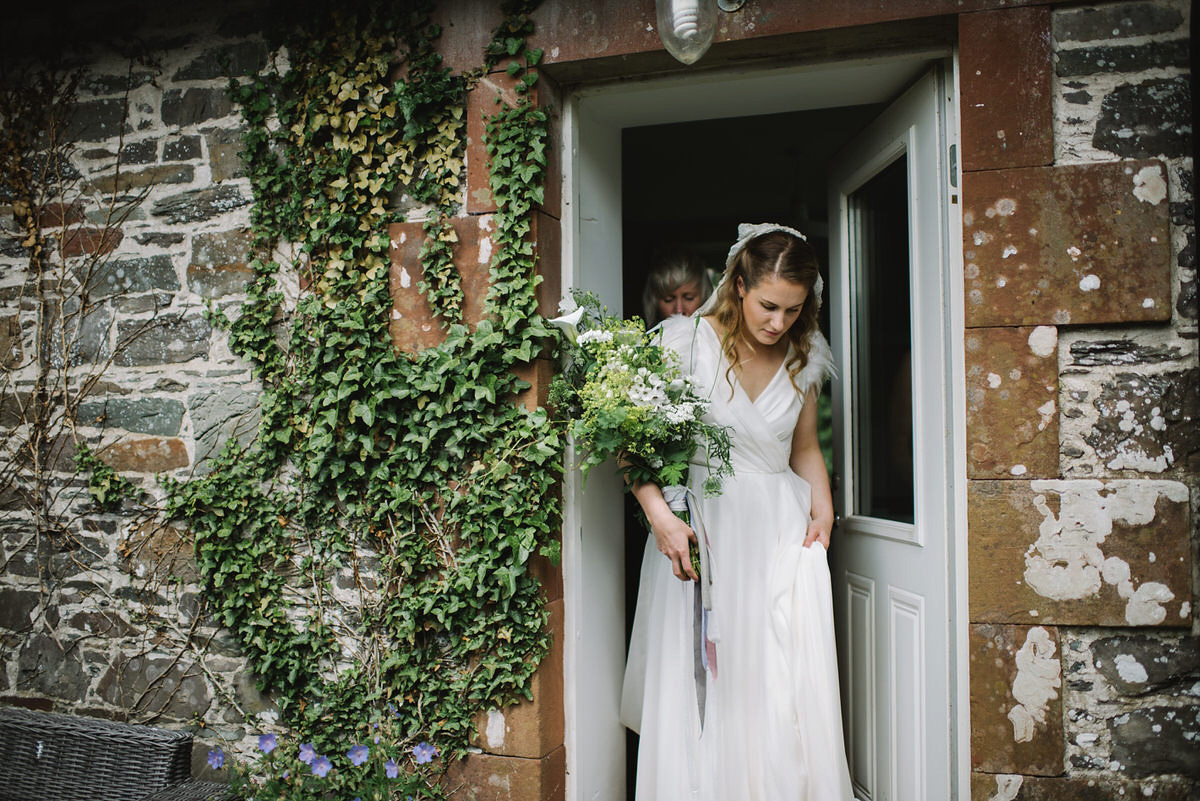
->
[796,329,835,397]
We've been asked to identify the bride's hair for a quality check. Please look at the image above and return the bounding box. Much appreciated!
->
[711,230,821,394]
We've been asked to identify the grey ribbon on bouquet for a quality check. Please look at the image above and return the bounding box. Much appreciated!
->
[662,485,716,728]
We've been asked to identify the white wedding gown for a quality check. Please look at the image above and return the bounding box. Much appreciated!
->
[621,315,853,800]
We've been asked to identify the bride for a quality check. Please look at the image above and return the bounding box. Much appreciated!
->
[621,223,854,799]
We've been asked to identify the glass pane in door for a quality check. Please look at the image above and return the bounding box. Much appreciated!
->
[849,156,913,523]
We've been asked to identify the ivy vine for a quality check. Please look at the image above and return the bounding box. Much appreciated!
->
[163,0,560,790]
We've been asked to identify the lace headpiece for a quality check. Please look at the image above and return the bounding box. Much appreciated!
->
[694,222,823,317]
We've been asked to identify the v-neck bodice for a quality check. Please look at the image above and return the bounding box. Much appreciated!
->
[696,317,791,406]
[661,315,803,474]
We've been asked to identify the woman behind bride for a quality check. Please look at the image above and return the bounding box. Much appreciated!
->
[621,223,854,799]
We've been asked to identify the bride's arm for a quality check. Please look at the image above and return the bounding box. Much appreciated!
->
[630,480,699,582]
[790,387,835,548]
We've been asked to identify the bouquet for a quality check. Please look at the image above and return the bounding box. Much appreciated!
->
[548,291,732,576]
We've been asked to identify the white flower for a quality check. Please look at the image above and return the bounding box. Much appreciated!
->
[577,329,613,345]
[558,295,579,314]
[548,307,584,343]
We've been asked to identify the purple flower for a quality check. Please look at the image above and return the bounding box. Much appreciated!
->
[347,744,369,766]
[385,759,400,778]
[206,748,225,770]
[311,755,332,778]
[257,733,277,754]
[298,743,317,764]
[412,742,437,765]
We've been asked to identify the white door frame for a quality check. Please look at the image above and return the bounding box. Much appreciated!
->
[559,50,967,801]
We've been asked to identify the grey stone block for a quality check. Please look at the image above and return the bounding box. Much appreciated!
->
[189,386,260,470]
[134,232,186,247]
[1083,368,1199,472]
[205,129,246,182]
[77,396,187,436]
[173,41,268,80]
[1056,39,1190,77]
[69,97,129,142]
[161,88,234,127]
[115,314,211,366]
[96,654,213,719]
[42,298,113,367]
[18,633,89,700]
[1069,338,1187,366]
[79,70,157,96]
[84,255,180,297]
[0,588,39,631]
[1091,634,1200,696]
[1094,77,1192,160]
[121,139,158,165]
[1053,4,1184,42]
[1108,705,1200,778]
[163,135,202,161]
[152,185,250,224]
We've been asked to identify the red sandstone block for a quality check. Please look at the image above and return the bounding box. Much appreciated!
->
[531,211,560,319]
[962,160,1172,327]
[430,2,507,76]
[389,211,557,353]
[969,623,1064,776]
[528,546,563,604]
[971,773,1197,801]
[388,216,498,351]
[964,326,1058,479]
[442,745,565,801]
[1,314,22,368]
[470,600,564,759]
[61,227,123,258]
[467,71,525,215]
[38,202,84,228]
[100,437,189,473]
[513,356,555,413]
[968,479,1192,627]
[959,6,1054,171]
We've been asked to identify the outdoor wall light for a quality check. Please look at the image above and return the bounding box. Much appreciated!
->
[656,0,746,65]
[656,0,713,65]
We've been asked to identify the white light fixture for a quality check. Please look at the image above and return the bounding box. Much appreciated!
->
[655,0,718,65]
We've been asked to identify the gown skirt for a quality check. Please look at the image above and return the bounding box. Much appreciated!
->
[620,315,854,800]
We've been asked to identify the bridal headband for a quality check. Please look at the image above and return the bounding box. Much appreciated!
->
[694,222,823,317]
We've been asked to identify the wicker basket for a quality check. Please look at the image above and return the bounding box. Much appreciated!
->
[0,707,194,801]
[140,779,234,801]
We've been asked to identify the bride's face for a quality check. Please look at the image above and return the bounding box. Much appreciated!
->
[737,274,809,348]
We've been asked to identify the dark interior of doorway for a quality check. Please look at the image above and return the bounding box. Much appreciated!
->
[618,101,885,797]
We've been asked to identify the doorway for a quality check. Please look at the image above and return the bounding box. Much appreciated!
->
[560,52,965,801]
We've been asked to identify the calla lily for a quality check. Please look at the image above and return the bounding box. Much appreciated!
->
[548,306,584,343]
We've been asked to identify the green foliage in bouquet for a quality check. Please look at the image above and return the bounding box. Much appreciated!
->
[548,291,732,498]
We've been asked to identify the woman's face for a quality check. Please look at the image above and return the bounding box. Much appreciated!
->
[656,280,704,320]
[737,274,809,348]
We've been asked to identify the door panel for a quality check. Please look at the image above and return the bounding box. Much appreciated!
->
[828,66,956,801]
[845,571,877,796]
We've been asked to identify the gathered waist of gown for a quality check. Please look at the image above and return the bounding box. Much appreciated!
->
[688,459,792,476]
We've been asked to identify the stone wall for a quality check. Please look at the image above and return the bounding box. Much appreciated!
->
[0,5,271,779]
[962,1,1197,798]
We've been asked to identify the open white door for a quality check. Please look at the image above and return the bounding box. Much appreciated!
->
[828,66,962,801]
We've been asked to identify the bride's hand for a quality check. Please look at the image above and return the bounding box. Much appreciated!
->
[650,510,698,582]
[803,515,832,549]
